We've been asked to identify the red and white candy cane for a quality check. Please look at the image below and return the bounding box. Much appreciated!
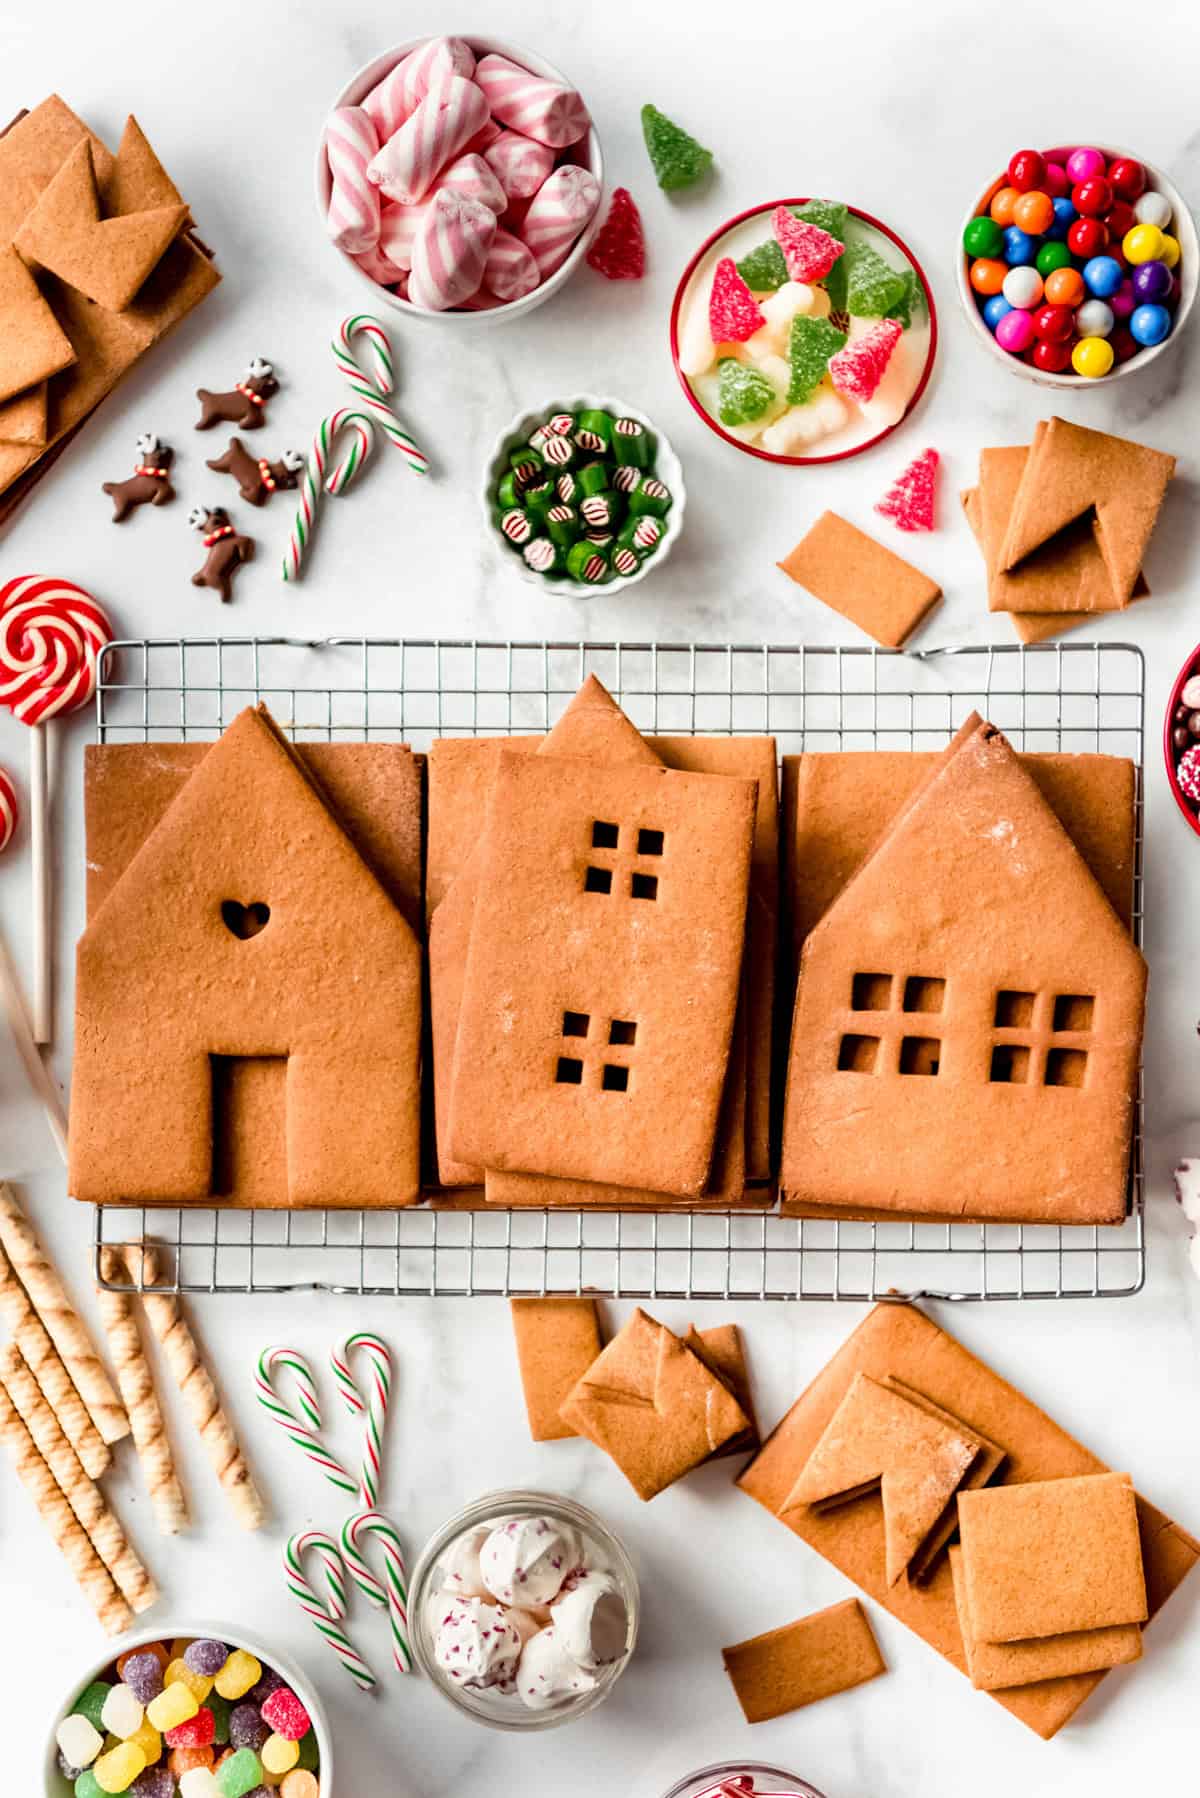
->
[329,1332,392,1508]
[324,106,382,255]
[0,767,17,854]
[0,575,113,1043]
[254,1345,360,1498]
[333,315,429,476]
[284,1530,376,1692]
[281,407,375,583]
[474,52,591,149]
[519,165,601,279]
[340,1509,413,1674]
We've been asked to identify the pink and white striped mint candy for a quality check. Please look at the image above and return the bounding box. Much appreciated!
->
[324,107,382,254]
[483,227,541,303]
[362,35,476,139]
[483,129,555,201]
[408,190,496,311]
[367,75,489,205]
[378,201,428,270]
[474,52,591,149]
[436,152,507,214]
[519,164,601,278]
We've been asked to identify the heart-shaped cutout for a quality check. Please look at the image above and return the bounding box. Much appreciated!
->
[221,899,270,940]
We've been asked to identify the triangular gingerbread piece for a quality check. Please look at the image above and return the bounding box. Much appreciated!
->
[15,138,188,310]
[99,115,184,217]
[0,243,76,403]
[998,417,1174,608]
[782,1371,977,1586]
[70,705,422,1208]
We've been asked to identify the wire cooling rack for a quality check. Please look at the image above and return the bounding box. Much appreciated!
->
[90,637,1146,1303]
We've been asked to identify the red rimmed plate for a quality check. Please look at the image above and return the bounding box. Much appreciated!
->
[1164,640,1200,836]
[669,199,938,465]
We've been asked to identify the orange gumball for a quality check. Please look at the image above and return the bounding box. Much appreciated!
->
[1013,190,1054,235]
[989,185,1020,225]
[1044,266,1085,307]
[969,256,1007,296]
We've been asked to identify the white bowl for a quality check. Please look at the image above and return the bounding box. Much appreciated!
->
[957,142,1197,389]
[44,1619,334,1795]
[483,396,686,596]
[315,35,603,327]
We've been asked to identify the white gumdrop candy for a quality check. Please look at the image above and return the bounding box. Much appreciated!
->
[761,388,848,455]
[100,1683,145,1739]
[57,1715,103,1769]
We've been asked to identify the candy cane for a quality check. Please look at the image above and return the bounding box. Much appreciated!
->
[280,407,375,583]
[253,1346,359,1498]
[333,315,429,476]
[340,1509,413,1674]
[329,1332,392,1508]
[284,1530,376,1692]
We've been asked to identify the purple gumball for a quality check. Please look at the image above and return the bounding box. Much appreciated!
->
[1132,259,1172,303]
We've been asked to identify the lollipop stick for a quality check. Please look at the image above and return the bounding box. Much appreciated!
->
[30,722,50,1043]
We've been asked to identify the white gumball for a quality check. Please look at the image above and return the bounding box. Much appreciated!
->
[1075,299,1114,338]
[1134,191,1172,230]
[1001,265,1043,310]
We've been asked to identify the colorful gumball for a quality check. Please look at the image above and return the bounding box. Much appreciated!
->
[1076,299,1114,338]
[1133,190,1172,229]
[1159,232,1181,269]
[1036,240,1072,277]
[1082,255,1123,297]
[989,185,1020,225]
[1013,190,1054,235]
[1001,265,1043,309]
[1066,147,1106,184]
[1067,216,1108,258]
[1072,176,1113,217]
[1130,303,1171,346]
[1132,259,1172,302]
[1033,302,1075,342]
[1105,200,1137,241]
[963,215,1003,258]
[1032,338,1073,372]
[1110,278,1136,320]
[982,293,1013,331]
[1108,324,1139,363]
[1008,149,1046,192]
[1042,161,1070,198]
[994,308,1036,353]
[1123,223,1165,264]
[969,257,1007,296]
[1044,265,1085,307]
[1072,335,1114,377]
[1002,225,1038,266]
[1045,196,1077,240]
[1107,156,1146,200]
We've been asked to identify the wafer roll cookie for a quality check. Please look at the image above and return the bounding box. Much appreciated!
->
[98,1247,188,1534]
[0,1342,157,1611]
[0,1375,132,1635]
[0,1184,128,1444]
[0,1239,108,1478]
[132,1245,267,1530]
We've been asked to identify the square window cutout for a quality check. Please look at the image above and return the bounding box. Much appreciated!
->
[1053,994,1095,1032]
[1046,1048,1088,1088]
[899,1036,941,1077]
[592,820,619,848]
[562,1011,590,1038]
[601,1063,630,1092]
[636,828,664,856]
[555,1057,583,1085]
[903,976,946,1015]
[630,872,658,901]
[608,1019,637,1046]
[584,866,613,894]
[851,972,893,1011]
[995,990,1036,1028]
[838,1033,880,1073]
[990,1044,1031,1084]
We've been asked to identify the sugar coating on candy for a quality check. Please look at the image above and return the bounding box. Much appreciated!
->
[171,1746,215,1777]
[207,1695,231,1747]
[1177,745,1200,802]
[885,269,921,329]
[148,1685,199,1732]
[294,1732,319,1774]
[214,1653,261,1702]
[829,318,903,401]
[796,197,849,239]
[75,1775,104,1798]
[787,315,847,404]
[166,1707,216,1749]
[736,238,789,293]
[842,240,908,318]
[641,104,713,192]
[166,1661,213,1704]
[59,1715,104,1768]
[279,1774,320,1798]
[125,1721,161,1768]
[260,1735,300,1776]
[709,258,766,344]
[102,1685,145,1741]
[130,1771,176,1798]
[186,1642,231,1679]
[180,1771,222,1798]
[74,1683,115,1731]
[875,448,939,532]
[216,1747,265,1796]
[94,1742,147,1793]
[260,1689,310,1743]
[716,357,776,427]
[773,207,844,283]
[122,1655,166,1706]
[586,187,645,280]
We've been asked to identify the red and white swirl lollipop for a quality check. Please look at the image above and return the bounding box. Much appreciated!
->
[0,575,114,1042]
[0,766,17,855]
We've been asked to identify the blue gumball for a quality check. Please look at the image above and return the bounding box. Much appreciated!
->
[1045,196,1078,240]
[1132,259,1172,303]
[1129,302,1171,346]
[982,294,1014,332]
[1003,226,1039,266]
[1082,255,1123,298]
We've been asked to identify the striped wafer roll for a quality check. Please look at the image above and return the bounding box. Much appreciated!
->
[377,202,427,272]
[362,35,476,139]
[484,227,541,303]
[367,75,489,206]
[519,165,601,278]
[408,189,495,311]
[474,52,591,149]
[483,129,555,200]
[0,1341,158,1611]
[96,1246,188,1535]
[324,106,382,254]
[0,1238,108,1479]
[0,1373,131,1635]
[0,1183,127,1447]
[131,1244,267,1531]
[437,152,507,213]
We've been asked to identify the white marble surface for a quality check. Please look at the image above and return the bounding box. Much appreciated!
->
[4,0,1200,1792]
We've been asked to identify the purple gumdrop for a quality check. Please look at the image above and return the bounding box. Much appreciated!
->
[184,1638,231,1677]
[246,1668,285,1706]
[131,1769,177,1798]
[57,1749,82,1780]
[229,1702,271,1751]
[122,1652,166,1704]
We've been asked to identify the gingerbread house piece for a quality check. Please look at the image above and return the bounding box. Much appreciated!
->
[69,705,422,1207]
[779,715,1145,1224]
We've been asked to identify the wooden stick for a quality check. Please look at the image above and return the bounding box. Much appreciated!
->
[97,1246,188,1535]
[0,1184,128,1445]
[30,720,50,1044]
[0,1238,108,1478]
[0,1341,157,1611]
[0,1369,131,1635]
[0,927,67,1163]
[130,1244,267,1531]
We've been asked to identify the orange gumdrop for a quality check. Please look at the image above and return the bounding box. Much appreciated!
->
[170,1745,215,1776]
[969,257,1007,296]
[989,185,1020,225]
[1013,190,1054,235]
[1044,266,1085,307]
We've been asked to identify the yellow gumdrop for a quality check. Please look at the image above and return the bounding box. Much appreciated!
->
[262,1733,300,1775]
[165,1659,213,1702]
[93,1742,148,1793]
[126,1720,162,1766]
[147,1684,199,1732]
[214,1649,262,1700]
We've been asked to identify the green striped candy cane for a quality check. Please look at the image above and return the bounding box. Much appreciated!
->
[329,1332,392,1508]
[281,406,375,582]
[284,1529,376,1691]
[254,1345,359,1499]
[340,1508,413,1674]
[333,314,429,476]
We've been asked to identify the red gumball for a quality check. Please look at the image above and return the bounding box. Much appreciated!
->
[1071,176,1114,217]
[1107,157,1146,201]
[1067,216,1109,257]
[1008,148,1046,193]
[1108,324,1139,363]
[1032,338,1073,373]
[1105,200,1137,241]
[1033,302,1076,343]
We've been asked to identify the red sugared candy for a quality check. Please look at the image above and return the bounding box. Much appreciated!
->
[828,318,903,402]
[164,1708,215,1749]
[772,206,844,282]
[1033,302,1075,342]
[1107,156,1146,201]
[585,187,645,280]
[875,447,939,532]
[708,256,765,342]
[260,1687,311,1742]
[1177,744,1200,803]
[1067,216,1108,257]
[1072,176,1113,217]
[1007,148,1046,193]
[1031,339,1073,373]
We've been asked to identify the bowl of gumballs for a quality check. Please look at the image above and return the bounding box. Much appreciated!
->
[1164,646,1200,838]
[316,34,602,322]
[959,143,1196,384]
[46,1624,330,1798]
[485,398,684,593]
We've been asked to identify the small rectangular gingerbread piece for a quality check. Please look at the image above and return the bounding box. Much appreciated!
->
[510,1297,602,1442]
[948,1546,1143,1692]
[722,1597,885,1722]
[777,510,942,648]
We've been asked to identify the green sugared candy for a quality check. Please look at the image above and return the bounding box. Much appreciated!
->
[795,197,849,239]
[717,356,775,426]
[295,1732,320,1773]
[884,268,922,329]
[575,408,614,448]
[641,103,713,192]
[962,214,1004,259]
[787,316,846,404]
[612,419,653,469]
[74,1775,103,1798]
[566,540,612,583]
[843,240,908,317]
[72,1684,113,1733]
[546,504,580,549]
[577,461,610,497]
[215,1747,263,1798]
[626,476,672,519]
[736,239,789,293]
[208,1692,232,1747]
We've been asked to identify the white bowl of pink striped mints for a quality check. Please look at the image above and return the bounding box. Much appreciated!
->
[316,34,604,324]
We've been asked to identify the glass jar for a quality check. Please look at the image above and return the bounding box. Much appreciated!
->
[409,1488,639,1731]
[662,1763,829,1798]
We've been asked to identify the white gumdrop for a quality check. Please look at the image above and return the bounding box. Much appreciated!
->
[761,387,848,454]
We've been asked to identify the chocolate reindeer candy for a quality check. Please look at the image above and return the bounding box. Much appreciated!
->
[195,356,278,430]
[101,432,175,522]
[188,504,254,602]
[205,436,302,505]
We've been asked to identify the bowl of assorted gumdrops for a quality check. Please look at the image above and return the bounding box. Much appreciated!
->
[959,143,1196,385]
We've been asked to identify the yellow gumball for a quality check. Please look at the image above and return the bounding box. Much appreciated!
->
[1159,232,1181,269]
[1123,223,1165,265]
[1072,336,1114,379]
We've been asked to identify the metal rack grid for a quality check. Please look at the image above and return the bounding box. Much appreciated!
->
[91,637,1146,1303]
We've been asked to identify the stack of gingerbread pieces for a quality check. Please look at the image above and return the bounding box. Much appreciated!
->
[0,96,219,527]
[961,416,1174,641]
